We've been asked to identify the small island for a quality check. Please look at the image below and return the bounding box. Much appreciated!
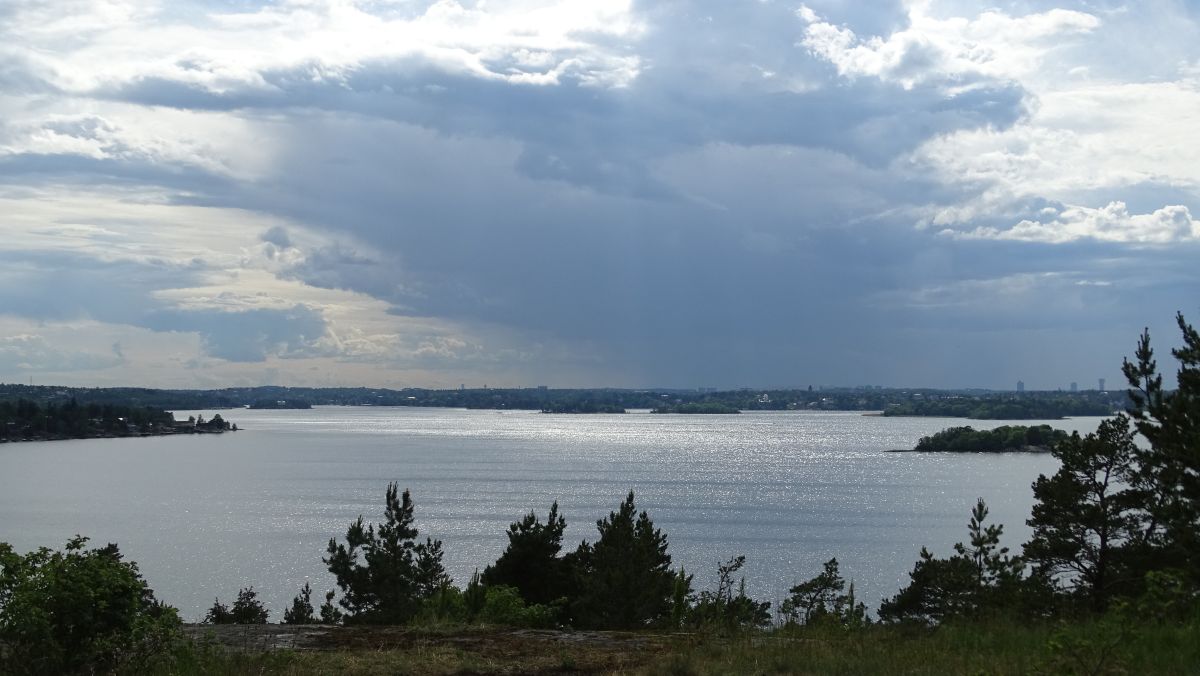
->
[652,402,741,414]
[248,399,312,410]
[896,424,1071,453]
[540,402,626,413]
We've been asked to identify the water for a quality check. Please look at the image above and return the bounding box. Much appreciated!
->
[0,407,1105,621]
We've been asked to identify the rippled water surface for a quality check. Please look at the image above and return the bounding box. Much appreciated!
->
[0,407,1106,620]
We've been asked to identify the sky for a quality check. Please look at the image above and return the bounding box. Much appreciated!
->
[0,0,1197,390]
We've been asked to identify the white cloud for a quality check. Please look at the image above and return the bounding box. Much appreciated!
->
[951,201,1200,244]
[798,4,1099,89]
[3,0,644,95]
[915,79,1200,204]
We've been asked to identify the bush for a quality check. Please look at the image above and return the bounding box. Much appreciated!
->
[204,587,269,624]
[0,537,182,675]
[478,586,558,628]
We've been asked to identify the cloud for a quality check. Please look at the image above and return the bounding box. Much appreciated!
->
[798,5,1099,89]
[0,1,1197,388]
[144,305,330,362]
[0,333,124,373]
[952,202,1200,244]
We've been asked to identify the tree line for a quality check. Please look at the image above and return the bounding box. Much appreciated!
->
[1,382,1128,418]
[0,398,175,441]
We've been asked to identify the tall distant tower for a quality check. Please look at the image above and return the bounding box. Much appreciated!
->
[1099,378,1106,392]
[1070,382,1078,393]
[1017,380,1025,392]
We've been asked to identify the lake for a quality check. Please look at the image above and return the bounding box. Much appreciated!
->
[0,407,1106,620]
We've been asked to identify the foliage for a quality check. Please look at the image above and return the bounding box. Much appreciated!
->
[669,568,695,630]
[780,558,868,628]
[0,397,176,441]
[1122,313,1200,587]
[1024,415,1144,611]
[318,588,342,624]
[283,582,318,624]
[652,402,741,414]
[687,555,771,631]
[913,424,1070,452]
[0,537,181,675]
[879,499,1025,624]
[324,483,450,624]
[482,503,571,607]
[570,491,676,629]
[884,393,1118,419]
[477,586,559,628]
[205,587,269,624]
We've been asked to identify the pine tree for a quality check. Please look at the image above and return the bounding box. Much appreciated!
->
[1122,314,1200,585]
[324,483,449,624]
[879,499,1022,624]
[1024,416,1142,611]
[482,502,570,606]
[571,491,675,629]
[283,582,317,624]
[782,558,845,625]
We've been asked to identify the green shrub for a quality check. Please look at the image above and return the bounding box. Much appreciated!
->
[479,586,558,628]
[0,537,182,675]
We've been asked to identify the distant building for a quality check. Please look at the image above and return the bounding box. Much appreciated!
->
[1070,382,1078,393]
[1099,378,1106,392]
[1017,380,1025,392]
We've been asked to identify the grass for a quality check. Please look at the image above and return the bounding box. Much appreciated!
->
[135,616,1200,675]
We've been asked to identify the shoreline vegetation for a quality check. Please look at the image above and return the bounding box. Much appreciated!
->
[891,424,1071,453]
[0,382,1123,419]
[0,398,237,443]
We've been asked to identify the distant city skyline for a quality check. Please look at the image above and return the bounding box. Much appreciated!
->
[1,1,1197,389]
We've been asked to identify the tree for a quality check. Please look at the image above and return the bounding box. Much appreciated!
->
[203,598,231,624]
[319,589,342,624]
[570,491,676,629]
[1024,416,1142,611]
[879,499,1024,624]
[1122,314,1200,585]
[689,555,771,631]
[205,587,268,624]
[283,582,317,625]
[781,558,866,627]
[0,537,181,675]
[482,503,571,607]
[324,483,449,624]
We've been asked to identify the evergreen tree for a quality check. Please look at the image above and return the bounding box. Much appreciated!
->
[206,588,268,624]
[781,558,867,626]
[879,499,1023,624]
[324,483,449,624]
[319,589,342,624]
[1122,314,1200,585]
[689,555,771,631]
[282,582,317,625]
[571,491,675,629]
[230,587,269,623]
[1025,416,1142,611]
[482,502,570,606]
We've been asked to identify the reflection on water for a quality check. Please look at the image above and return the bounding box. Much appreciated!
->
[0,407,1104,620]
